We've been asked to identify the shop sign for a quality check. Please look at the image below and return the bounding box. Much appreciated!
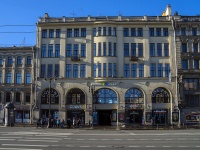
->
[129,104,142,108]
[91,82,118,86]
[153,110,166,113]
[69,105,83,109]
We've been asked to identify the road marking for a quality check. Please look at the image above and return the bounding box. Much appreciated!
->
[166,139,173,140]
[196,146,200,147]
[153,139,161,140]
[64,138,71,140]
[140,139,148,140]
[129,146,139,147]
[127,139,135,140]
[0,137,22,139]
[66,145,74,147]
[0,148,42,150]
[0,139,15,141]
[77,139,84,140]
[25,137,62,140]
[97,146,106,147]
[163,146,172,147]
[114,139,122,140]
[18,139,58,142]
[2,144,48,147]
[178,146,188,147]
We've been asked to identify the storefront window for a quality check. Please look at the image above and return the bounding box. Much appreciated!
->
[94,88,117,104]
[125,88,144,104]
[41,88,59,104]
[152,87,169,103]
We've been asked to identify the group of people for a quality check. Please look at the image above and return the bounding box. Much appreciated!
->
[36,117,82,129]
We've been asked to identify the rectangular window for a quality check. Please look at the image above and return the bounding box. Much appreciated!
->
[164,64,170,77]
[103,42,107,56]
[81,28,86,37]
[185,95,200,107]
[108,27,112,36]
[98,42,101,56]
[48,44,53,57]
[66,44,72,57]
[98,63,101,77]
[40,64,46,78]
[193,43,198,52]
[150,63,156,77]
[194,60,199,69]
[27,56,31,65]
[149,28,154,36]
[56,29,60,38]
[16,73,21,84]
[103,27,106,36]
[94,64,96,77]
[156,28,161,36]
[139,64,144,77]
[182,59,188,69]
[113,28,116,36]
[55,64,59,77]
[113,43,117,56]
[73,64,78,78]
[131,28,136,36]
[182,43,187,52]
[138,43,143,57]
[124,28,129,37]
[49,29,54,38]
[81,44,86,57]
[47,64,53,77]
[108,42,112,56]
[66,64,72,78]
[164,43,169,56]
[103,63,106,77]
[0,57,2,65]
[74,44,79,57]
[131,64,137,77]
[6,73,12,84]
[124,64,130,77]
[138,28,143,37]
[113,63,117,77]
[192,27,197,36]
[93,28,96,36]
[98,27,102,36]
[124,43,129,57]
[55,44,60,57]
[131,43,136,56]
[163,28,168,36]
[15,93,21,102]
[181,27,186,36]
[7,57,12,65]
[42,29,47,38]
[183,78,199,90]
[108,63,112,77]
[80,64,86,78]
[6,92,11,102]
[94,43,96,56]
[17,57,22,65]
[158,63,163,77]
[26,73,31,84]
[150,43,155,56]
[67,29,72,37]
[25,93,30,103]
[74,28,79,37]
[41,44,46,58]
[157,43,162,56]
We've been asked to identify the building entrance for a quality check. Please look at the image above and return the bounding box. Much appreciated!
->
[98,110,112,126]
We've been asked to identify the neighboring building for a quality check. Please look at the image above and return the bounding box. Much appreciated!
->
[174,14,200,125]
[35,5,179,126]
[0,46,35,124]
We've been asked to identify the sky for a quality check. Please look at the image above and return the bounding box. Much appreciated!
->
[0,0,200,47]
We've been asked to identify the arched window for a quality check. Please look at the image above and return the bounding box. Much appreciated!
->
[152,87,169,103]
[17,56,22,65]
[66,88,85,104]
[125,88,144,104]
[7,56,12,65]
[41,88,59,104]
[94,88,117,104]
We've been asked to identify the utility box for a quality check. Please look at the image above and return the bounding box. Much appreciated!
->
[4,102,15,127]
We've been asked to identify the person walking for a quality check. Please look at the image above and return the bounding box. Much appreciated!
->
[67,118,71,129]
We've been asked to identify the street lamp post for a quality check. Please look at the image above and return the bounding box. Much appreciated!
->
[44,77,56,128]
[89,84,95,129]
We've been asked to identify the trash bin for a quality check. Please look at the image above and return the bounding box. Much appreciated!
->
[4,102,15,127]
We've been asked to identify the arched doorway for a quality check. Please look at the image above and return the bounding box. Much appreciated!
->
[40,88,59,122]
[66,88,85,126]
[125,88,144,124]
[152,87,170,125]
[94,88,117,126]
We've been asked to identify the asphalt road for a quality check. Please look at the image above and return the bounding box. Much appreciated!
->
[0,127,200,150]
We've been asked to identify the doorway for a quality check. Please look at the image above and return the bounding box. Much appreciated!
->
[98,110,112,126]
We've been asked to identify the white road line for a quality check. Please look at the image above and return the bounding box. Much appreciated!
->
[0,137,22,139]
[178,146,188,147]
[97,146,106,147]
[0,139,15,141]
[2,144,49,147]
[0,148,42,150]
[196,146,200,147]
[66,145,74,147]
[18,139,58,142]
[25,137,62,140]
[166,139,173,140]
[129,146,139,147]
[64,138,71,140]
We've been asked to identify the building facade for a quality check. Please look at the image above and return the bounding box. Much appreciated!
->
[0,46,35,124]
[34,6,179,126]
[175,15,200,125]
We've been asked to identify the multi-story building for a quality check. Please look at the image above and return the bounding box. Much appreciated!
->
[174,14,200,125]
[0,46,35,124]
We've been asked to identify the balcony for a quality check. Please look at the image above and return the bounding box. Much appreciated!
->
[130,56,139,61]
[71,55,80,61]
